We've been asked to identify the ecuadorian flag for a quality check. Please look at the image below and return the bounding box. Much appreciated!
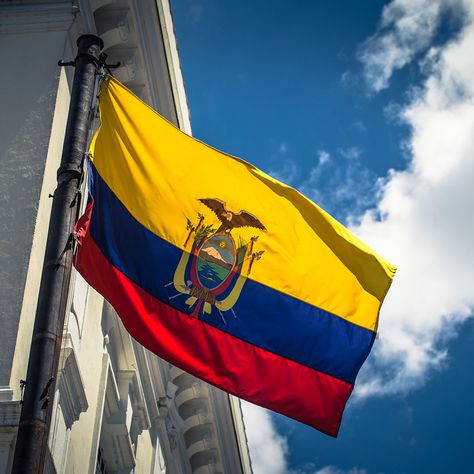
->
[74,77,396,436]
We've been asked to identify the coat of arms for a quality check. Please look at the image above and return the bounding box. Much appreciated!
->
[167,198,266,323]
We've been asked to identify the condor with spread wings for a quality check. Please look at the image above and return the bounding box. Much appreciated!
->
[198,198,266,233]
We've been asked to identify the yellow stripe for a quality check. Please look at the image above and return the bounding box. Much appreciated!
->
[90,78,396,331]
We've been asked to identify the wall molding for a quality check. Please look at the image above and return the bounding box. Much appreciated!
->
[58,334,89,429]
[0,2,78,34]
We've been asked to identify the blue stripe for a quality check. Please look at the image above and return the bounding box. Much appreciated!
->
[88,163,375,384]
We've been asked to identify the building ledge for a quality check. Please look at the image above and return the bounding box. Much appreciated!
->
[0,400,21,428]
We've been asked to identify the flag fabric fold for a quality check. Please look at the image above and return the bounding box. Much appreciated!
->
[74,77,396,436]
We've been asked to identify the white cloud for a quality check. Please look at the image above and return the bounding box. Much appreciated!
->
[318,150,331,165]
[340,70,359,88]
[300,147,379,223]
[351,0,474,397]
[338,146,362,160]
[314,467,368,474]
[270,147,378,226]
[358,0,468,92]
[269,159,300,185]
[351,121,367,133]
[241,401,288,474]
[241,400,370,474]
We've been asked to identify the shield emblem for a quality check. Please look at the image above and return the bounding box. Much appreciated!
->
[195,233,236,291]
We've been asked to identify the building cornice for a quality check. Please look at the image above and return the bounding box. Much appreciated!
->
[0,2,78,34]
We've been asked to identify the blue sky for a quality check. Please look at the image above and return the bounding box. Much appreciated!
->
[170,1,474,473]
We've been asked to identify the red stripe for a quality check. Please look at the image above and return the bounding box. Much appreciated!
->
[75,230,353,436]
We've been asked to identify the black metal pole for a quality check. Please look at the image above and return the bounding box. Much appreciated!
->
[12,34,103,473]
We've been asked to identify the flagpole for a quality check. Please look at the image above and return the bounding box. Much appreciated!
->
[11,34,104,473]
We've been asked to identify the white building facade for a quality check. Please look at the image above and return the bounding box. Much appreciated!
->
[0,1,252,473]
